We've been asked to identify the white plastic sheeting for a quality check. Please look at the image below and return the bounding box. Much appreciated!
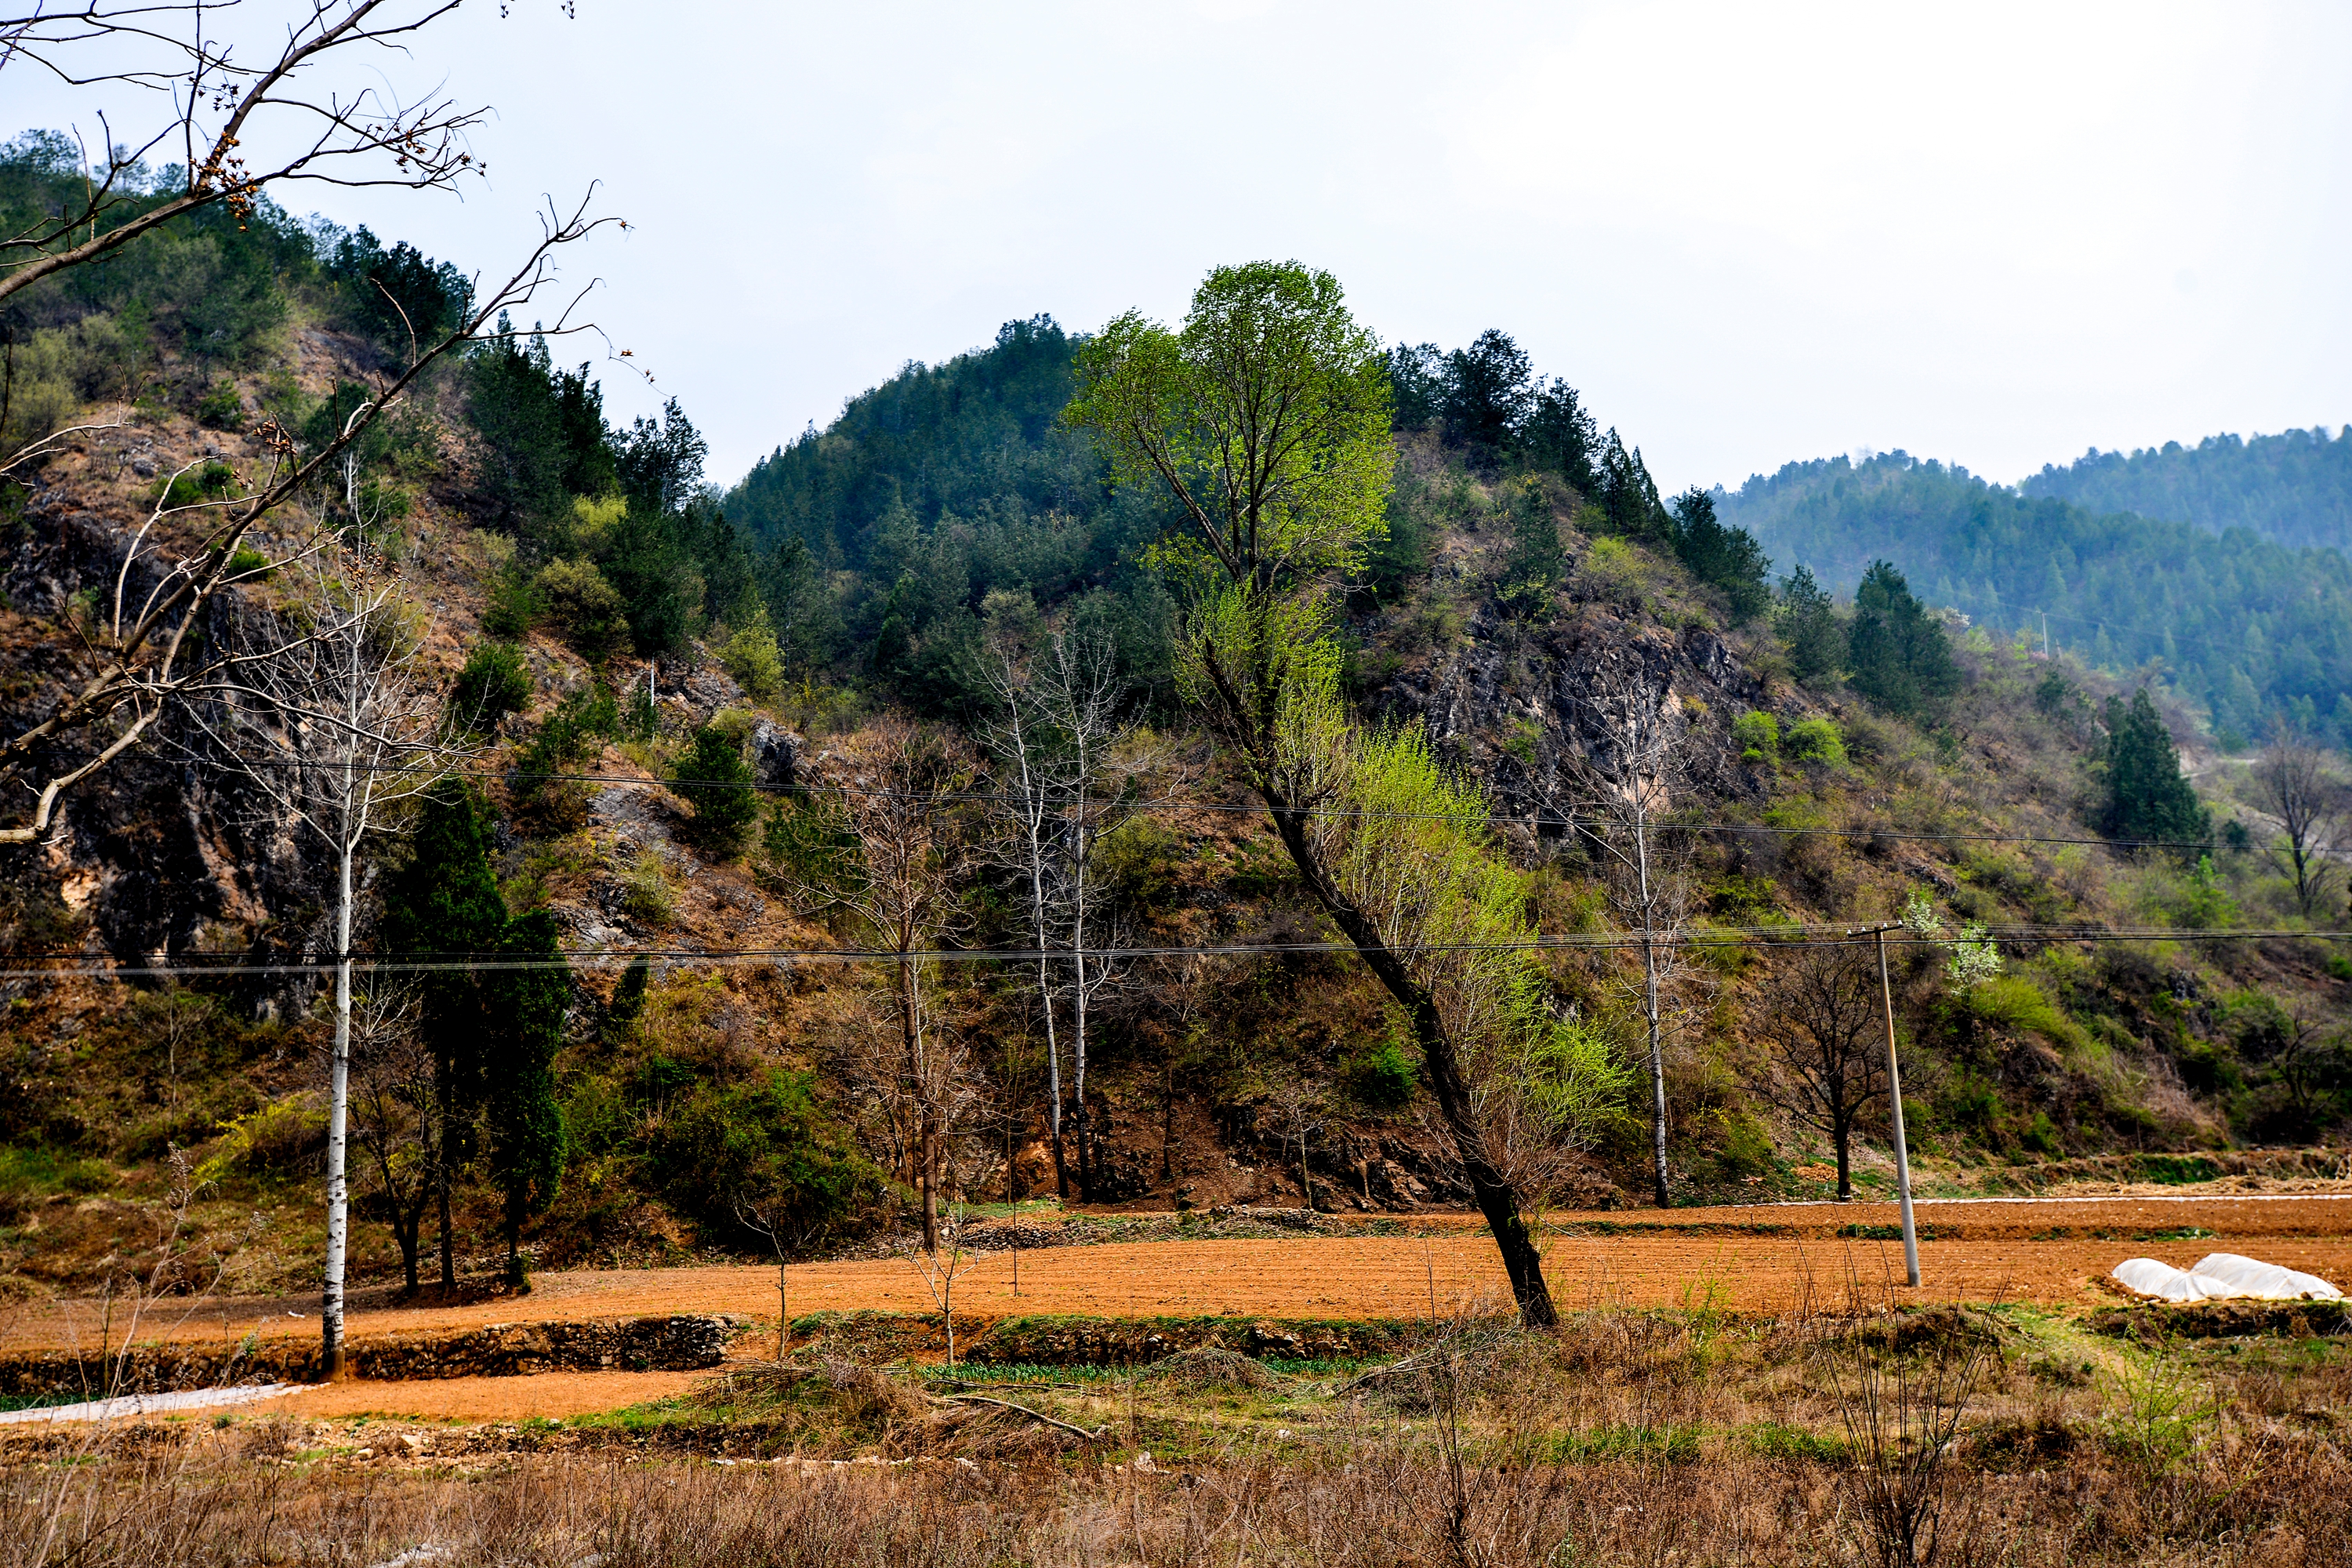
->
[0,1383,294,1425]
[2111,1252,2343,1303]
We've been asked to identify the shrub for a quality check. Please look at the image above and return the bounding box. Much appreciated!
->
[193,378,245,430]
[158,461,238,510]
[450,642,532,735]
[481,575,535,639]
[1732,710,1780,763]
[649,1069,883,1244]
[673,723,759,855]
[1784,716,1847,765]
[1341,1037,1417,1112]
[532,558,630,659]
[719,625,785,703]
[620,851,676,926]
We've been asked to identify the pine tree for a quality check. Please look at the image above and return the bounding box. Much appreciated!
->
[2102,689,2211,845]
[1668,488,1770,622]
[1846,560,1960,720]
[378,779,508,1288]
[483,908,570,1287]
[1499,477,1568,615]
[1777,564,1845,684]
[673,721,760,855]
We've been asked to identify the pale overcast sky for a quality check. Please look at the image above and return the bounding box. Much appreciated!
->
[12,2,2350,493]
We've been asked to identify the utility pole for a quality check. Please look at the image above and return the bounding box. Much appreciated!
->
[1863,924,1921,1286]
[2040,611,2050,662]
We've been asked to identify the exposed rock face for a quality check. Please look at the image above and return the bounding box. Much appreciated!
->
[749,720,800,791]
[1363,597,1770,823]
[1,496,333,1019]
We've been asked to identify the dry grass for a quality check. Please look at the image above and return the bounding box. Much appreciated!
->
[4,1298,2350,1566]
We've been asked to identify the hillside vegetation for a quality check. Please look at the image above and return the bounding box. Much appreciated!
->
[1716,452,2352,748]
[2024,425,2352,553]
[1,140,2347,1300]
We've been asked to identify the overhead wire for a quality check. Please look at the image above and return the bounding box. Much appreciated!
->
[181,753,2212,848]
[5,924,2343,982]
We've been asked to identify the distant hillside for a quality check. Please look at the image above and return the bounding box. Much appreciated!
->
[1715,452,2352,744]
[2022,426,2352,553]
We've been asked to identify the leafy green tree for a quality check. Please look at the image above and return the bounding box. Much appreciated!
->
[764,535,840,671]
[1846,560,1960,719]
[448,642,531,735]
[2103,689,2210,845]
[673,722,760,855]
[1068,260,1617,1328]
[1777,564,1844,684]
[531,559,630,659]
[483,909,569,1287]
[463,322,620,531]
[603,955,651,1046]
[378,779,507,1287]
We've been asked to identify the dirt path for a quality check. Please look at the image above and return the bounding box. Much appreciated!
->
[12,1194,2347,1356]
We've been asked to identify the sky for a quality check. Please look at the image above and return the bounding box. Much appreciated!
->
[10,1,2350,494]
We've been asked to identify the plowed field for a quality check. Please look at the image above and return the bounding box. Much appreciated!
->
[15,1194,2349,1357]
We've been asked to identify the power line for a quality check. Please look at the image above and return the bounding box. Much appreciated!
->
[5,924,2341,981]
[180,754,2212,848]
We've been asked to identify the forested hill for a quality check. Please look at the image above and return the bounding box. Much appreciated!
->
[1715,452,2352,746]
[724,315,1152,572]
[2021,426,2352,552]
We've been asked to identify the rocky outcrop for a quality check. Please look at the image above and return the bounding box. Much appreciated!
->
[1363,597,1771,824]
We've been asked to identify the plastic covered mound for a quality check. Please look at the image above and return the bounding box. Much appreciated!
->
[2111,1252,2343,1303]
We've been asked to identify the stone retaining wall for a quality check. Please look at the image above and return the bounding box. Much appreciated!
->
[0,1314,742,1397]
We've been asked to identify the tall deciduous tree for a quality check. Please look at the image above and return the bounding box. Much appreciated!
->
[801,718,975,1252]
[180,550,458,1374]
[1563,667,1697,1210]
[1755,943,1886,1201]
[2251,725,2343,917]
[1066,260,1621,1327]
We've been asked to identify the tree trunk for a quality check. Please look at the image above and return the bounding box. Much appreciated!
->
[1265,804,1558,1327]
[436,1073,456,1289]
[1635,822,1670,1209]
[1835,1116,1853,1202]
[321,842,354,1380]
[899,953,937,1252]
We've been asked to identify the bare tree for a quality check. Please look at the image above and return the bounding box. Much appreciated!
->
[0,2,498,310]
[808,717,974,1252]
[177,549,459,1374]
[902,1204,978,1367]
[2251,725,2344,919]
[979,609,1144,1200]
[347,978,437,1290]
[1562,671,1697,1207]
[1265,1077,1327,1210]
[126,983,212,1106]
[1755,942,1886,1201]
